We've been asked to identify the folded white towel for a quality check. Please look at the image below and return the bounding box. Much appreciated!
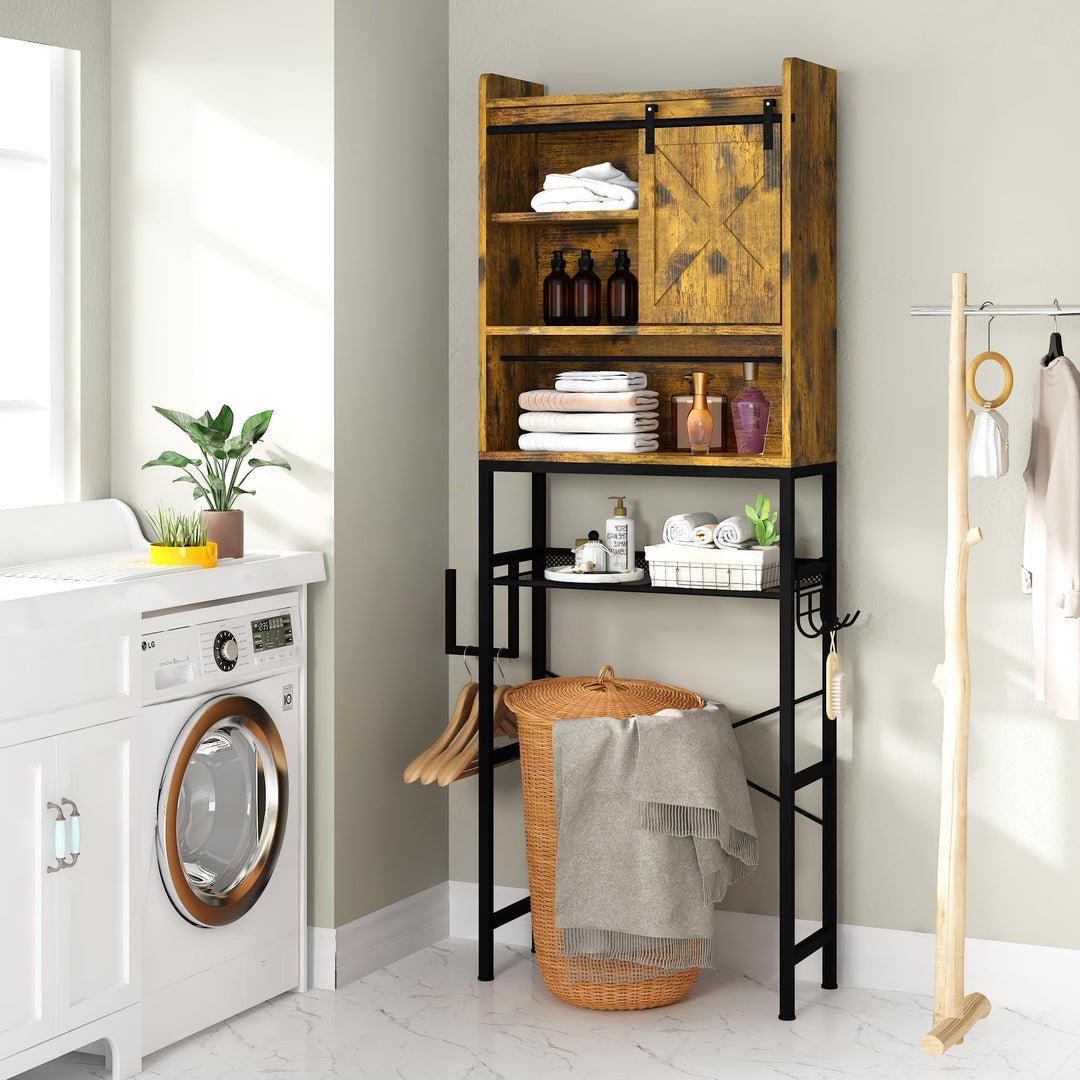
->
[519,411,659,434]
[714,515,757,549]
[555,371,648,393]
[692,523,718,546]
[518,389,659,413]
[662,512,720,546]
[518,432,659,454]
[530,162,638,213]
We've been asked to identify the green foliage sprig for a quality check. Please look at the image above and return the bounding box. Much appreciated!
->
[145,502,207,548]
[142,405,291,512]
[745,493,780,547]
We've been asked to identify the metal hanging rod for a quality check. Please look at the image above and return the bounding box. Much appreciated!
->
[911,304,1080,316]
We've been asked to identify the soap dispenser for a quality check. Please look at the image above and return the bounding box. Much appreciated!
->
[605,496,636,573]
[607,249,638,325]
[542,250,572,325]
[571,249,601,325]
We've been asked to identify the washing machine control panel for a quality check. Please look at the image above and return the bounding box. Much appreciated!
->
[142,600,303,702]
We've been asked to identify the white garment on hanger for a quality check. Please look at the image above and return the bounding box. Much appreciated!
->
[1022,355,1080,721]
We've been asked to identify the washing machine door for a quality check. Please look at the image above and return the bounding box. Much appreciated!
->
[157,694,288,927]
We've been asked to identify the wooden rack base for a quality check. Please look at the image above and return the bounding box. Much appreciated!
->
[921,992,992,1056]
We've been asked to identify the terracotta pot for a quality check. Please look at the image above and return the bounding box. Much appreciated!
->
[201,510,244,559]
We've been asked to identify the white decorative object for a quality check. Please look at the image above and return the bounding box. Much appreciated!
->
[544,566,645,585]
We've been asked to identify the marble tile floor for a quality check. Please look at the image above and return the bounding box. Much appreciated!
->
[19,939,1080,1080]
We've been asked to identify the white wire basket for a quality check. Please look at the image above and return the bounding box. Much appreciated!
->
[644,542,780,591]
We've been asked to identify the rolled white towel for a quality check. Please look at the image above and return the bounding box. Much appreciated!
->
[518,432,659,454]
[714,515,757,549]
[555,371,647,393]
[662,512,719,546]
[530,162,638,212]
[518,389,659,413]
[692,523,718,546]
[519,411,659,434]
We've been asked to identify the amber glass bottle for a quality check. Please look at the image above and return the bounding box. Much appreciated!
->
[542,250,572,325]
[571,249,601,325]
[606,249,638,325]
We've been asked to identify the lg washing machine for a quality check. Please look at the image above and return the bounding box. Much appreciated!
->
[138,590,307,1055]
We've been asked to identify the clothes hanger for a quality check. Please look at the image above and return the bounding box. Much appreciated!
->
[1043,299,1064,365]
[435,683,518,786]
[403,680,478,783]
[404,652,480,783]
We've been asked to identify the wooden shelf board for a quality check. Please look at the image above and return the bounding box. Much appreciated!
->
[479,451,792,469]
[485,324,783,337]
[490,210,638,225]
[486,84,783,111]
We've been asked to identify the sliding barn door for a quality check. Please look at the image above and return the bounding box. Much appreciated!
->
[639,122,781,325]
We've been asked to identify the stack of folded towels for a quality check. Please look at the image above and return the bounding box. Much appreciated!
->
[661,511,757,549]
[518,371,659,453]
[530,161,638,213]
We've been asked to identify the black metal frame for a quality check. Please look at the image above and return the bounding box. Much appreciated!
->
[460,457,847,1021]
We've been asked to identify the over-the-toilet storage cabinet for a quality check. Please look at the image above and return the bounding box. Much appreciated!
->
[0,616,139,1062]
[470,58,838,1022]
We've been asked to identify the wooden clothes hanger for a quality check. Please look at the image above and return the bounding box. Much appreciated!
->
[403,681,478,783]
[435,683,517,786]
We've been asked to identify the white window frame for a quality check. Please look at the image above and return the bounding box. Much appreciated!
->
[0,43,67,507]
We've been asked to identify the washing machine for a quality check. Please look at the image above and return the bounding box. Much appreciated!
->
[138,590,307,1055]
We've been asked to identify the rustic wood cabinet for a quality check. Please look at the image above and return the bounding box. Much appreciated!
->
[478,58,835,467]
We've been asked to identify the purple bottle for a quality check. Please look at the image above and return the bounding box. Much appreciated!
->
[731,361,771,455]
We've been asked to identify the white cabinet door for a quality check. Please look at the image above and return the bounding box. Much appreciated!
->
[54,717,139,1032]
[0,739,56,1059]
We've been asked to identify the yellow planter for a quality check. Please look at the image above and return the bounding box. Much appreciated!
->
[149,541,218,569]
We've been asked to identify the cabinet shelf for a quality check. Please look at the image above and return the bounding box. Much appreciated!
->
[480,450,797,471]
[486,324,782,337]
[493,567,779,599]
[490,210,639,225]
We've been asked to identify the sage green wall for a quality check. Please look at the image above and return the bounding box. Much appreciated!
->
[447,0,1080,949]
[0,0,111,502]
[333,0,450,925]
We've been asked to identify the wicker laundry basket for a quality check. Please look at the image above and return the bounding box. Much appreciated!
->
[505,666,706,1011]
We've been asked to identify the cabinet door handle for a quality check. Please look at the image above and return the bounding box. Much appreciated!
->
[61,798,81,861]
[44,799,80,873]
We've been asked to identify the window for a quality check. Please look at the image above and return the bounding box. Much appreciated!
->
[0,37,66,509]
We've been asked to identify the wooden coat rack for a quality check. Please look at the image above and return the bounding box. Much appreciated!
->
[921,271,992,1055]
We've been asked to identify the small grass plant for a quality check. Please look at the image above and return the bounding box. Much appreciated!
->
[745,493,780,547]
[145,502,208,549]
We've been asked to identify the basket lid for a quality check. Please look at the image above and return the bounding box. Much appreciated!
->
[505,666,704,721]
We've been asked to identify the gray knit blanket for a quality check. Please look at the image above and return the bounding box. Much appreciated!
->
[552,704,757,983]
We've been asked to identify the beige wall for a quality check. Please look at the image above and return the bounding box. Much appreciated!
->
[110,0,337,926]
[447,0,1080,950]
[0,0,111,501]
[332,0,450,924]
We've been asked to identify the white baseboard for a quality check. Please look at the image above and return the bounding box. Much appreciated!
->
[447,881,1080,1013]
[309,882,450,990]
[449,881,533,947]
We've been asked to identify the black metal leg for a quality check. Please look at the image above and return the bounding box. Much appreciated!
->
[778,472,797,1021]
[821,464,839,990]
[478,463,495,981]
[531,473,548,680]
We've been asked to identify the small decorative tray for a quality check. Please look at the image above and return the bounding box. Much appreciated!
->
[544,566,645,585]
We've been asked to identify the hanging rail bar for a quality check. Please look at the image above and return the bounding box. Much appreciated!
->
[911,304,1080,316]
[445,568,520,659]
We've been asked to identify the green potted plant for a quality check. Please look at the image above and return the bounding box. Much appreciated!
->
[145,502,217,568]
[143,405,291,559]
[722,493,781,591]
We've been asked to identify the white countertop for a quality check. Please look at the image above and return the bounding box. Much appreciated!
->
[0,549,326,636]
